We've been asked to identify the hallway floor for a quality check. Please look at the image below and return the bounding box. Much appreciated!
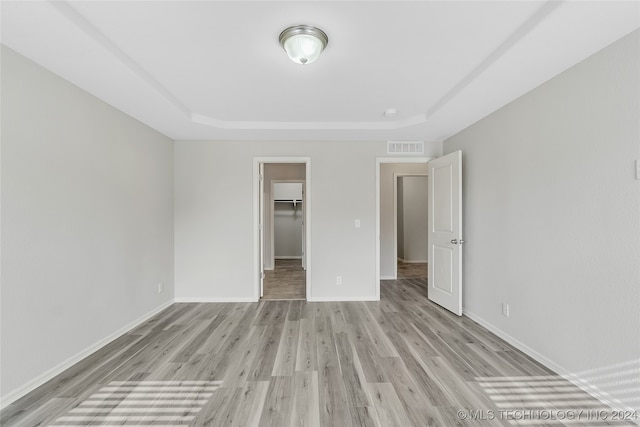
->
[397,260,427,279]
[263,259,306,300]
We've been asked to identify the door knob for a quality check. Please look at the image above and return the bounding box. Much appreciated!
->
[451,239,465,244]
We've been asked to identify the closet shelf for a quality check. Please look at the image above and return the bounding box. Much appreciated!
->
[274,199,302,208]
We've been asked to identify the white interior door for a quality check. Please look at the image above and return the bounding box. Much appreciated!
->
[259,163,265,298]
[428,150,463,315]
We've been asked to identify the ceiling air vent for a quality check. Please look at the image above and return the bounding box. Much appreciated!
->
[387,141,425,155]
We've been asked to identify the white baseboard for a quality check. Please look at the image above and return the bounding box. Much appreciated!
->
[264,267,274,271]
[175,297,257,303]
[380,275,396,280]
[275,256,302,260]
[307,296,379,302]
[463,308,637,421]
[397,258,427,263]
[0,299,174,410]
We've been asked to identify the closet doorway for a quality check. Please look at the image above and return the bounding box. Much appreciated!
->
[265,181,306,299]
[256,161,309,301]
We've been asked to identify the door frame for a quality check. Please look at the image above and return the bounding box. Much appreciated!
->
[375,157,433,299]
[271,180,306,270]
[393,173,428,280]
[253,157,311,301]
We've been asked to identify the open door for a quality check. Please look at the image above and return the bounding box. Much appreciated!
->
[428,150,463,315]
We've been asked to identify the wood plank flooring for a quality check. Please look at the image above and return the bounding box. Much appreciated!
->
[1,279,634,426]
[263,259,305,300]
[397,261,427,279]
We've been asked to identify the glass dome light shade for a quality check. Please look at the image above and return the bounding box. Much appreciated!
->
[279,25,328,65]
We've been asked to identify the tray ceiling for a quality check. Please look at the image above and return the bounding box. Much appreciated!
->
[2,1,638,141]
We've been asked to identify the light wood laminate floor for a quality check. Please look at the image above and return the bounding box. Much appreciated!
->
[1,279,633,426]
[263,259,305,300]
[397,261,427,279]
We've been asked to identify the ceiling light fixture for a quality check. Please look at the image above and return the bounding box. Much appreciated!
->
[279,25,328,65]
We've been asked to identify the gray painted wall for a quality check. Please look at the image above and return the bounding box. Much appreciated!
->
[400,176,428,262]
[1,47,174,400]
[397,179,405,260]
[274,202,303,258]
[175,143,442,300]
[444,30,639,412]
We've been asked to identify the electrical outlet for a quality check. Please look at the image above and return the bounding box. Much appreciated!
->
[336,276,342,285]
[502,303,510,317]
[158,282,163,293]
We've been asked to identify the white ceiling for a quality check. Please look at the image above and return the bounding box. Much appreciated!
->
[2,1,638,141]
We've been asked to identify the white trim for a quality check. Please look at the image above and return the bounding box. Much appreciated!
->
[397,259,428,263]
[393,172,398,280]
[307,296,379,302]
[259,162,265,297]
[380,276,395,280]
[275,256,303,260]
[376,157,433,301]
[175,297,257,303]
[463,309,638,418]
[0,299,174,410]
[254,157,311,302]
